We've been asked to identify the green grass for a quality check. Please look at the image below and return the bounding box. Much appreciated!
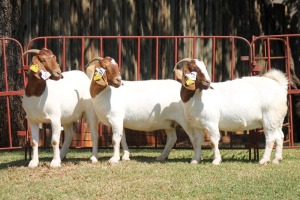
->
[1,148,300,200]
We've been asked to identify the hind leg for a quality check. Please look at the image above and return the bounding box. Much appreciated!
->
[60,123,74,160]
[156,128,177,161]
[259,130,275,165]
[121,131,130,161]
[272,129,284,164]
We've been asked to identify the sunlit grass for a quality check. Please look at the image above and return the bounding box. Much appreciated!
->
[1,148,300,200]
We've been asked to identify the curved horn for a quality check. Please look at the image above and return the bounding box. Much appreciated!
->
[85,57,104,69]
[22,49,41,57]
[173,58,193,71]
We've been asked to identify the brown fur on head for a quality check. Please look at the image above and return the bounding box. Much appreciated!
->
[23,48,63,80]
[174,58,212,91]
[87,56,122,98]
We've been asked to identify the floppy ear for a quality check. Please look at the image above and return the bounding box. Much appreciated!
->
[29,56,42,79]
[93,70,108,87]
[181,68,196,91]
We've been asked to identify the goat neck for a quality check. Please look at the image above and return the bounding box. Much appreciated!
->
[25,70,47,97]
[25,59,53,97]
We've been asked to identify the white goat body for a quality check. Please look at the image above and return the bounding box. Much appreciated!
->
[92,79,200,164]
[180,66,288,165]
[23,70,99,168]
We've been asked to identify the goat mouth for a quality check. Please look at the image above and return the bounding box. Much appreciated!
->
[112,82,122,88]
[200,81,211,90]
[50,74,63,80]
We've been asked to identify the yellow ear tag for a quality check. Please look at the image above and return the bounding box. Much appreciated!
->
[186,78,195,86]
[93,72,102,81]
[30,64,39,73]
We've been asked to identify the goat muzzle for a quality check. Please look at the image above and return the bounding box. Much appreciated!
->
[51,71,63,80]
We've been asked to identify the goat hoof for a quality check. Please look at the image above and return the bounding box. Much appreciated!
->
[190,159,198,164]
[156,156,166,161]
[109,157,120,165]
[28,160,39,168]
[259,159,269,165]
[50,159,61,168]
[272,159,282,164]
[212,159,221,165]
[122,155,130,161]
[90,156,98,163]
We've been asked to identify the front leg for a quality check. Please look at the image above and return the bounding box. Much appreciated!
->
[190,129,203,164]
[109,124,123,165]
[50,120,62,168]
[28,122,40,168]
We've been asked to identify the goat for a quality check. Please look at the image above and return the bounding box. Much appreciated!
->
[22,48,99,168]
[174,58,288,165]
[86,57,201,164]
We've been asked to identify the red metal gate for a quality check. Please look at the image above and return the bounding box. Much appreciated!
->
[0,38,27,150]
[1,35,299,152]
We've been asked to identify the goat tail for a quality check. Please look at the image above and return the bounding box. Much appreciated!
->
[263,69,289,90]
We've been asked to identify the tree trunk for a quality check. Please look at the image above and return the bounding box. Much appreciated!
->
[0,0,25,147]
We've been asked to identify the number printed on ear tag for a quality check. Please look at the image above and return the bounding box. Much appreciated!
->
[40,70,51,80]
[96,68,105,76]
[30,64,39,73]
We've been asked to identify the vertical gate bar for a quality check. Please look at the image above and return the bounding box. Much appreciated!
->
[118,37,122,71]
[2,39,13,147]
[2,39,12,147]
[212,37,216,82]
[99,37,103,57]
[81,38,85,71]
[98,37,103,142]
[230,37,235,79]
[137,37,141,80]
[285,36,294,147]
[174,37,178,79]
[267,38,271,70]
[155,37,159,79]
[193,37,197,58]
[44,38,47,48]
[62,37,66,72]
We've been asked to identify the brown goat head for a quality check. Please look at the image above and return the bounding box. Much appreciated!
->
[23,48,63,80]
[174,58,212,91]
[87,56,122,88]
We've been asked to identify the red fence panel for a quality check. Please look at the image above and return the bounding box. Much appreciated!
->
[0,38,27,150]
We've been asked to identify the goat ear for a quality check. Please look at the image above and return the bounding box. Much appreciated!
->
[30,56,42,79]
[181,68,196,91]
[94,72,108,87]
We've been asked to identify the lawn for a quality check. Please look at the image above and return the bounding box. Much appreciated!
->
[0,148,300,200]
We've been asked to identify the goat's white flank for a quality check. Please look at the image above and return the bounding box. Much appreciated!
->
[88,58,201,164]
[23,70,99,168]
[175,59,288,165]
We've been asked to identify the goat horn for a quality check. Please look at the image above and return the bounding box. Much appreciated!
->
[22,49,40,56]
[173,58,193,71]
[85,57,104,69]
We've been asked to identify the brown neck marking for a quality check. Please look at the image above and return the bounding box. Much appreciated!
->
[180,86,197,103]
[25,73,47,97]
